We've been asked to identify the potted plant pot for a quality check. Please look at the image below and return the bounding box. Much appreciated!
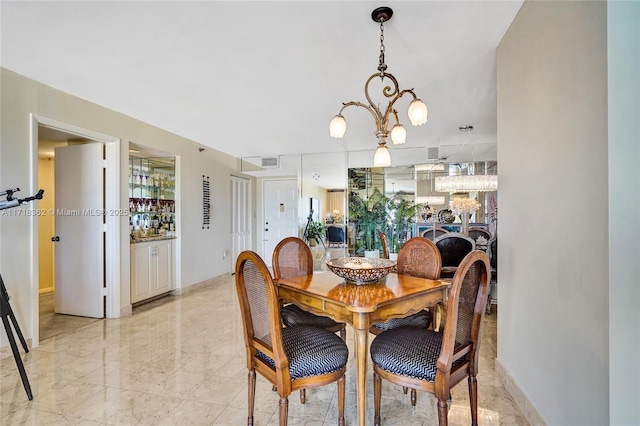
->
[364,249,380,259]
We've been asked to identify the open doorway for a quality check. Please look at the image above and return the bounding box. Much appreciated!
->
[32,115,121,346]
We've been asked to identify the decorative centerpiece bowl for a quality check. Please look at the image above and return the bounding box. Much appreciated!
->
[326,257,396,284]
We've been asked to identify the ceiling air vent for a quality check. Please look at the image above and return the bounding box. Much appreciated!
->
[427,147,439,160]
[261,156,279,168]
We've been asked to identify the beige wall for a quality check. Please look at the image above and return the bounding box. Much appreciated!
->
[497,1,609,424]
[0,68,254,346]
[607,2,640,424]
[37,157,55,293]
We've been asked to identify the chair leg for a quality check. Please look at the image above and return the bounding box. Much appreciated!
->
[468,374,478,426]
[411,388,417,406]
[339,326,346,341]
[248,371,256,426]
[373,372,382,426]
[279,396,289,426]
[402,386,408,394]
[299,389,306,404]
[337,375,346,426]
[486,282,492,315]
[437,399,449,426]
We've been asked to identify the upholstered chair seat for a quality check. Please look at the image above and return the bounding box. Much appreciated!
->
[281,303,343,329]
[369,309,433,333]
[257,325,348,379]
[370,327,465,382]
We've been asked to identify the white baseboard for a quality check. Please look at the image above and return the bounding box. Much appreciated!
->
[495,358,546,426]
[119,304,132,317]
[174,273,231,296]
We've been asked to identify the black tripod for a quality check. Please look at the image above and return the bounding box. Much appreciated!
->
[0,187,43,401]
[0,273,33,400]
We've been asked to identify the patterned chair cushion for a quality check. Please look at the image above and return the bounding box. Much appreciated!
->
[281,303,341,329]
[370,310,433,332]
[370,327,464,382]
[257,325,349,379]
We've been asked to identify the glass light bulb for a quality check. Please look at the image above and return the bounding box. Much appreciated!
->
[373,145,391,167]
[408,99,428,126]
[329,114,347,138]
[390,124,407,145]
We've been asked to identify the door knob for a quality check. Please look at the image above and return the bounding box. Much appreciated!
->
[51,236,60,242]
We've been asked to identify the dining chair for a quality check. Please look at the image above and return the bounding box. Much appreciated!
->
[235,250,349,426]
[377,231,390,259]
[369,236,443,400]
[369,237,441,336]
[467,227,492,243]
[370,250,490,426]
[326,224,346,247]
[273,236,347,340]
[434,232,475,278]
[422,227,449,240]
[486,236,497,314]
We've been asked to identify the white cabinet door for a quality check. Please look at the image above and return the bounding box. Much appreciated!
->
[131,243,153,303]
[155,240,172,294]
[131,239,174,304]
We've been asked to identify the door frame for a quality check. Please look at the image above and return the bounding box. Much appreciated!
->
[30,114,121,346]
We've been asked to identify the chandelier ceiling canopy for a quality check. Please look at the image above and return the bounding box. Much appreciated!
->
[329,6,428,167]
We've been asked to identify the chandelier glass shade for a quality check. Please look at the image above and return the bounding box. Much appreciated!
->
[329,7,427,165]
[434,174,498,192]
[373,144,391,167]
[329,114,347,138]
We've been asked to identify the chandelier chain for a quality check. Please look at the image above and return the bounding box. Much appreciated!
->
[378,20,387,77]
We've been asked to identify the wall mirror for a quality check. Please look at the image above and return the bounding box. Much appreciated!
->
[262,144,497,255]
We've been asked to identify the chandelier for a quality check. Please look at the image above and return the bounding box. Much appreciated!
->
[434,126,498,192]
[329,6,428,167]
[435,174,498,192]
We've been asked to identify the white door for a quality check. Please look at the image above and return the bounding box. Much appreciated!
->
[262,179,299,263]
[54,143,104,318]
[231,176,251,267]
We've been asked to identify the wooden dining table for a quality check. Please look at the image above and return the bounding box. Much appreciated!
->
[276,271,450,426]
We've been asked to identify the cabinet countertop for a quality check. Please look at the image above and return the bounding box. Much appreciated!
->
[130,236,177,244]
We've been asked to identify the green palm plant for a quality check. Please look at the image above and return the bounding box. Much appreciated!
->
[384,192,425,253]
[348,189,388,254]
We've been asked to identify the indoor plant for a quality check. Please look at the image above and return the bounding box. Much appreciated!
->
[349,189,388,257]
[384,192,425,254]
[304,220,326,247]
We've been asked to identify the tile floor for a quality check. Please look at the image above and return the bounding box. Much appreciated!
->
[1,275,528,425]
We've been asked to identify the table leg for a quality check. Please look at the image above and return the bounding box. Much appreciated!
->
[353,316,369,426]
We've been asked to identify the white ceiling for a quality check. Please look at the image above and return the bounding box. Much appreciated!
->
[1,1,523,185]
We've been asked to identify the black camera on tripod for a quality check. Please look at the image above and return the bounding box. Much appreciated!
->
[0,187,44,210]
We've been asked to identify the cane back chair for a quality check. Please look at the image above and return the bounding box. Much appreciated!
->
[273,237,346,340]
[235,250,349,426]
[370,250,490,426]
